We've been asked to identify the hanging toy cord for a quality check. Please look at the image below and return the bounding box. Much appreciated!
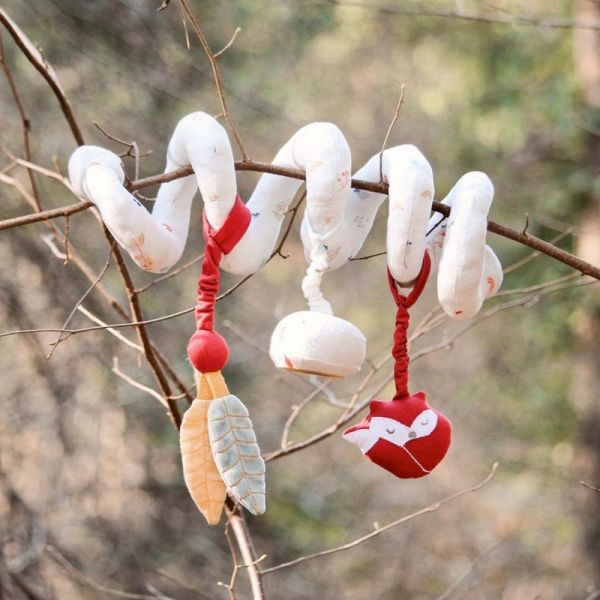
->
[187,196,251,374]
[387,251,432,400]
[301,244,334,315]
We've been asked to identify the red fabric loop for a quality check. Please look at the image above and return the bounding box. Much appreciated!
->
[387,252,431,399]
[194,195,251,331]
[188,195,250,373]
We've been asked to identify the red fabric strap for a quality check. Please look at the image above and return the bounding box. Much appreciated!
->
[387,252,432,399]
[195,195,251,331]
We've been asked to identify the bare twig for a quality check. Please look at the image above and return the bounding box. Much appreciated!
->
[77,306,143,352]
[47,246,113,359]
[46,546,176,599]
[495,272,581,297]
[260,463,499,574]
[135,253,204,294]
[176,0,249,160]
[410,278,598,363]
[94,120,148,181]
[0,8,84,144]
[265,353,390,462]
[0,31,41,209]
[580,481,600,492]
[349,250,387,261]
[379,85,405,182]
[112,357,169,408]
[503,229,573,274]
[110,240,181,428]
[317,0,600,30]
[434,543,500,600]
[214,27,241,59]
[224,497,265,599]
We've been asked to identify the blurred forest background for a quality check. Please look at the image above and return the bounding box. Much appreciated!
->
[1,0,599,598]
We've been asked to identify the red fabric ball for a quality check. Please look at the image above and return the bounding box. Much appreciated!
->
[343,392,451,479]
[187,330,229,373]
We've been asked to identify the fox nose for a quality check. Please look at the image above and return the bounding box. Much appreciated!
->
[408,430,417,439]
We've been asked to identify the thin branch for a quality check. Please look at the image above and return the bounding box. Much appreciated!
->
[2,152,75,189]
[280,380,334,449]
[176,0,249,160]
[0,171,39,209]
[494,272,581,297]
[46,546,176,600]
[349,250,387,261]
[580,481,600,492]
[379,84,405,182]
[224,497,265,600]
[0,199,92,231]
[214,27,241,59]
[503,229,573,274]
[434,543,500,600]
[317,0,600,31]
[260,463,498,574]
[0,31,41,209]
[110,238,181,428]
[77,306,142,352]
[112,357,169,409]
[0,8,84,144]
[47,246,113,359]
[265,353,390,462]
[134,253,204,294]
[410,278,598,363]
[94,120,148,181]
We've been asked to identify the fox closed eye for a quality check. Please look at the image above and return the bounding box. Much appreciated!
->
[385,427,395,434]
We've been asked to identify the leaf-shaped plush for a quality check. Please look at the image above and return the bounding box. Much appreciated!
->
[180,398,227,525]
[208,396,266,515]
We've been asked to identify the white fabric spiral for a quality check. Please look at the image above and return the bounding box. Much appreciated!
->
[68,110,502,379]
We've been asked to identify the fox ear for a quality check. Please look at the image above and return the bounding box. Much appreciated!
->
[413,391,427,403]
[369,399,385,414]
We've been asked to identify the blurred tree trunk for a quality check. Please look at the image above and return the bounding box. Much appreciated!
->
[573,0,600,570]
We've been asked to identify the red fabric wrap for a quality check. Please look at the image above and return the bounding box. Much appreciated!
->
[387,251,431,399]
[187,195,251,373]
[194,195,251,331]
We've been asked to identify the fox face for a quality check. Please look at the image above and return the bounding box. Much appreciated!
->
[344,409,438,453]
[343,392,451,479]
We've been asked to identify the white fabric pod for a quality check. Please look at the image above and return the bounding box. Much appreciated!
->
[68,112,237,273]
[426,171,503,319]
[269,311,366,377]
[221,122,351,276]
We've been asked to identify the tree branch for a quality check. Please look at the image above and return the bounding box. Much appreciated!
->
[260,463,498,574]
[2,159,599,280]
[316,1,600,31]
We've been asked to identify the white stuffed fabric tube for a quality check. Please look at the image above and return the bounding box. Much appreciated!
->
[345,145,435,284]
[299,145,435,279]
[426,171,503,319]
[222,122,350,276]
[68,112,237,273]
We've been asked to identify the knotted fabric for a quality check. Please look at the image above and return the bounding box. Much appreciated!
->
[387,251,432,399]
[187,196,251,373]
